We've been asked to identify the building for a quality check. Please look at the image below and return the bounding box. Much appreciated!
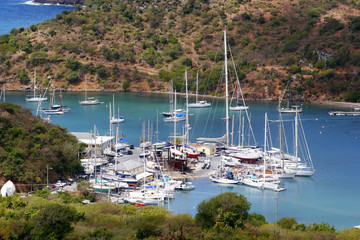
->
[71,132,114,150]
[190,143,217,156]
[108,158,144,176]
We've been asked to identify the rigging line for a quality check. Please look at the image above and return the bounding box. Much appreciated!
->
[202,37,223,104]
[228,43,257,146]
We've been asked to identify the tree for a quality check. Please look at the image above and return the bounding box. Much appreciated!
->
[195,192,251,229]
[123,79,130,91]
[18,69,30,84]
[27,203,84,239]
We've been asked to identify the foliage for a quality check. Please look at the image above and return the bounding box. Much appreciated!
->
[27,203,84,239]
[66,71,80,84]
[277,217,297,229]
[123,79,130,91]
[17,69,30,85]
[195,192,251,229]
[0,103,82,184]
[319,18,344,35]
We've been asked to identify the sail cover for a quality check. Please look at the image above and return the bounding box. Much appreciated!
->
[197,134,227,143]
[1,180,16,197]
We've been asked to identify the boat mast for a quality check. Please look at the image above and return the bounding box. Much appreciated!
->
[224,30,229,147]
[113,95,115,118]
[263,113,268,183]
[173,90,177,146]
[295,106,299,164]
[109,102,112,137]
[84,74,88,100]
[185,70,189,144]
[33,70,37,98]
[195,72,199,103]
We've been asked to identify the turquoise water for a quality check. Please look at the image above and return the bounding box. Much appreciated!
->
[5,91,360,229]
[0,0,73,35]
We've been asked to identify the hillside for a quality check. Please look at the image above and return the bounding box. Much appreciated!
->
[0,103,82,186]
[1,0,360,102]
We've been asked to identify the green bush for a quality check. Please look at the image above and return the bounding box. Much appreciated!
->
[66,71,80,83]
[195,192,251,229]
[277,217,297,229]
[66,59,82,71]
[319,18,344,35]
[17,69,30,84]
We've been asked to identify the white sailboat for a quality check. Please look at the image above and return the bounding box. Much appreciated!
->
[292,108,315,176]
[43,88,69,115]
[164,90,186,122]
[79,75,100,105]
[278,80,302,113]
[229,85,249,111]
[110,95,124,124]
[188,72,211,108]
[25,70,47,102]
[241,113,283,191]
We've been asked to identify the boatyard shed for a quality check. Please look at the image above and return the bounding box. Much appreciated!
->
[71,132,114,149]
[108,159,144,175]
[191,143,217,156]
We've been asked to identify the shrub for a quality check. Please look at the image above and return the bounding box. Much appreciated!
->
[277,217,297,229]
[66,71,80,83]
[123,79,130,91]
[66,59,82,71]
[18,69,30,84]
[195,192,251,229]
[319,18,344,35]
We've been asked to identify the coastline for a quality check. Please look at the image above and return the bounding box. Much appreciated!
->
[6,87,360,109]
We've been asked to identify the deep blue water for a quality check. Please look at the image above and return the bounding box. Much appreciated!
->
[4,91,360,230]
[0,0,73,35]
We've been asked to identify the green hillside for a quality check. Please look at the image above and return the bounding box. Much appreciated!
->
[0,102,82,186]
[1,0,360,102]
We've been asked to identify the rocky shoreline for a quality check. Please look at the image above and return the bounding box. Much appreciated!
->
[33,0,85,5]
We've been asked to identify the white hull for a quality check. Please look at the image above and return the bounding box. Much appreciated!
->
[295,170,314,177]
[26,97,47,102]
[278,107,302,113]
[111,117,124,124]
[188,101,211,108]
[229,105,249,111]
[79,99,100,105]
[164,116,186,122]
[210,176,239,184]
[242,178,280,190]
[43,110,65,115]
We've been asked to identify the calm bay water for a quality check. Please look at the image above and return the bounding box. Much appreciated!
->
[4,91,360,229]
[0,0,73,35]
[2,0,358,232]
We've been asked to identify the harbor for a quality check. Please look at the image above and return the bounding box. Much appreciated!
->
[1,91,359,229]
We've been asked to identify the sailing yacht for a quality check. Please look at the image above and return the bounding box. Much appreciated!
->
[43,88,69,115]
[110,95,124,124]
[241,113,284,191]
[25,70,47,102]
[229,85,249,110]
[188,72,211,108]
[79,75,100,105]
[164,90,186,122]
[278,80,302,113]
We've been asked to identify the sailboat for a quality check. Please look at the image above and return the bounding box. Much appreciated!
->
[292,107,315,176]
[229,85,249,111]
[43,88,69,115]
[164,90,186,122]
[110,95,124,124]
[161,80,185,117]
[278,80,302,113]
[79,75,100,105]
[241,113,284,191]
[25,70,47,102]
[188,72,211,108]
